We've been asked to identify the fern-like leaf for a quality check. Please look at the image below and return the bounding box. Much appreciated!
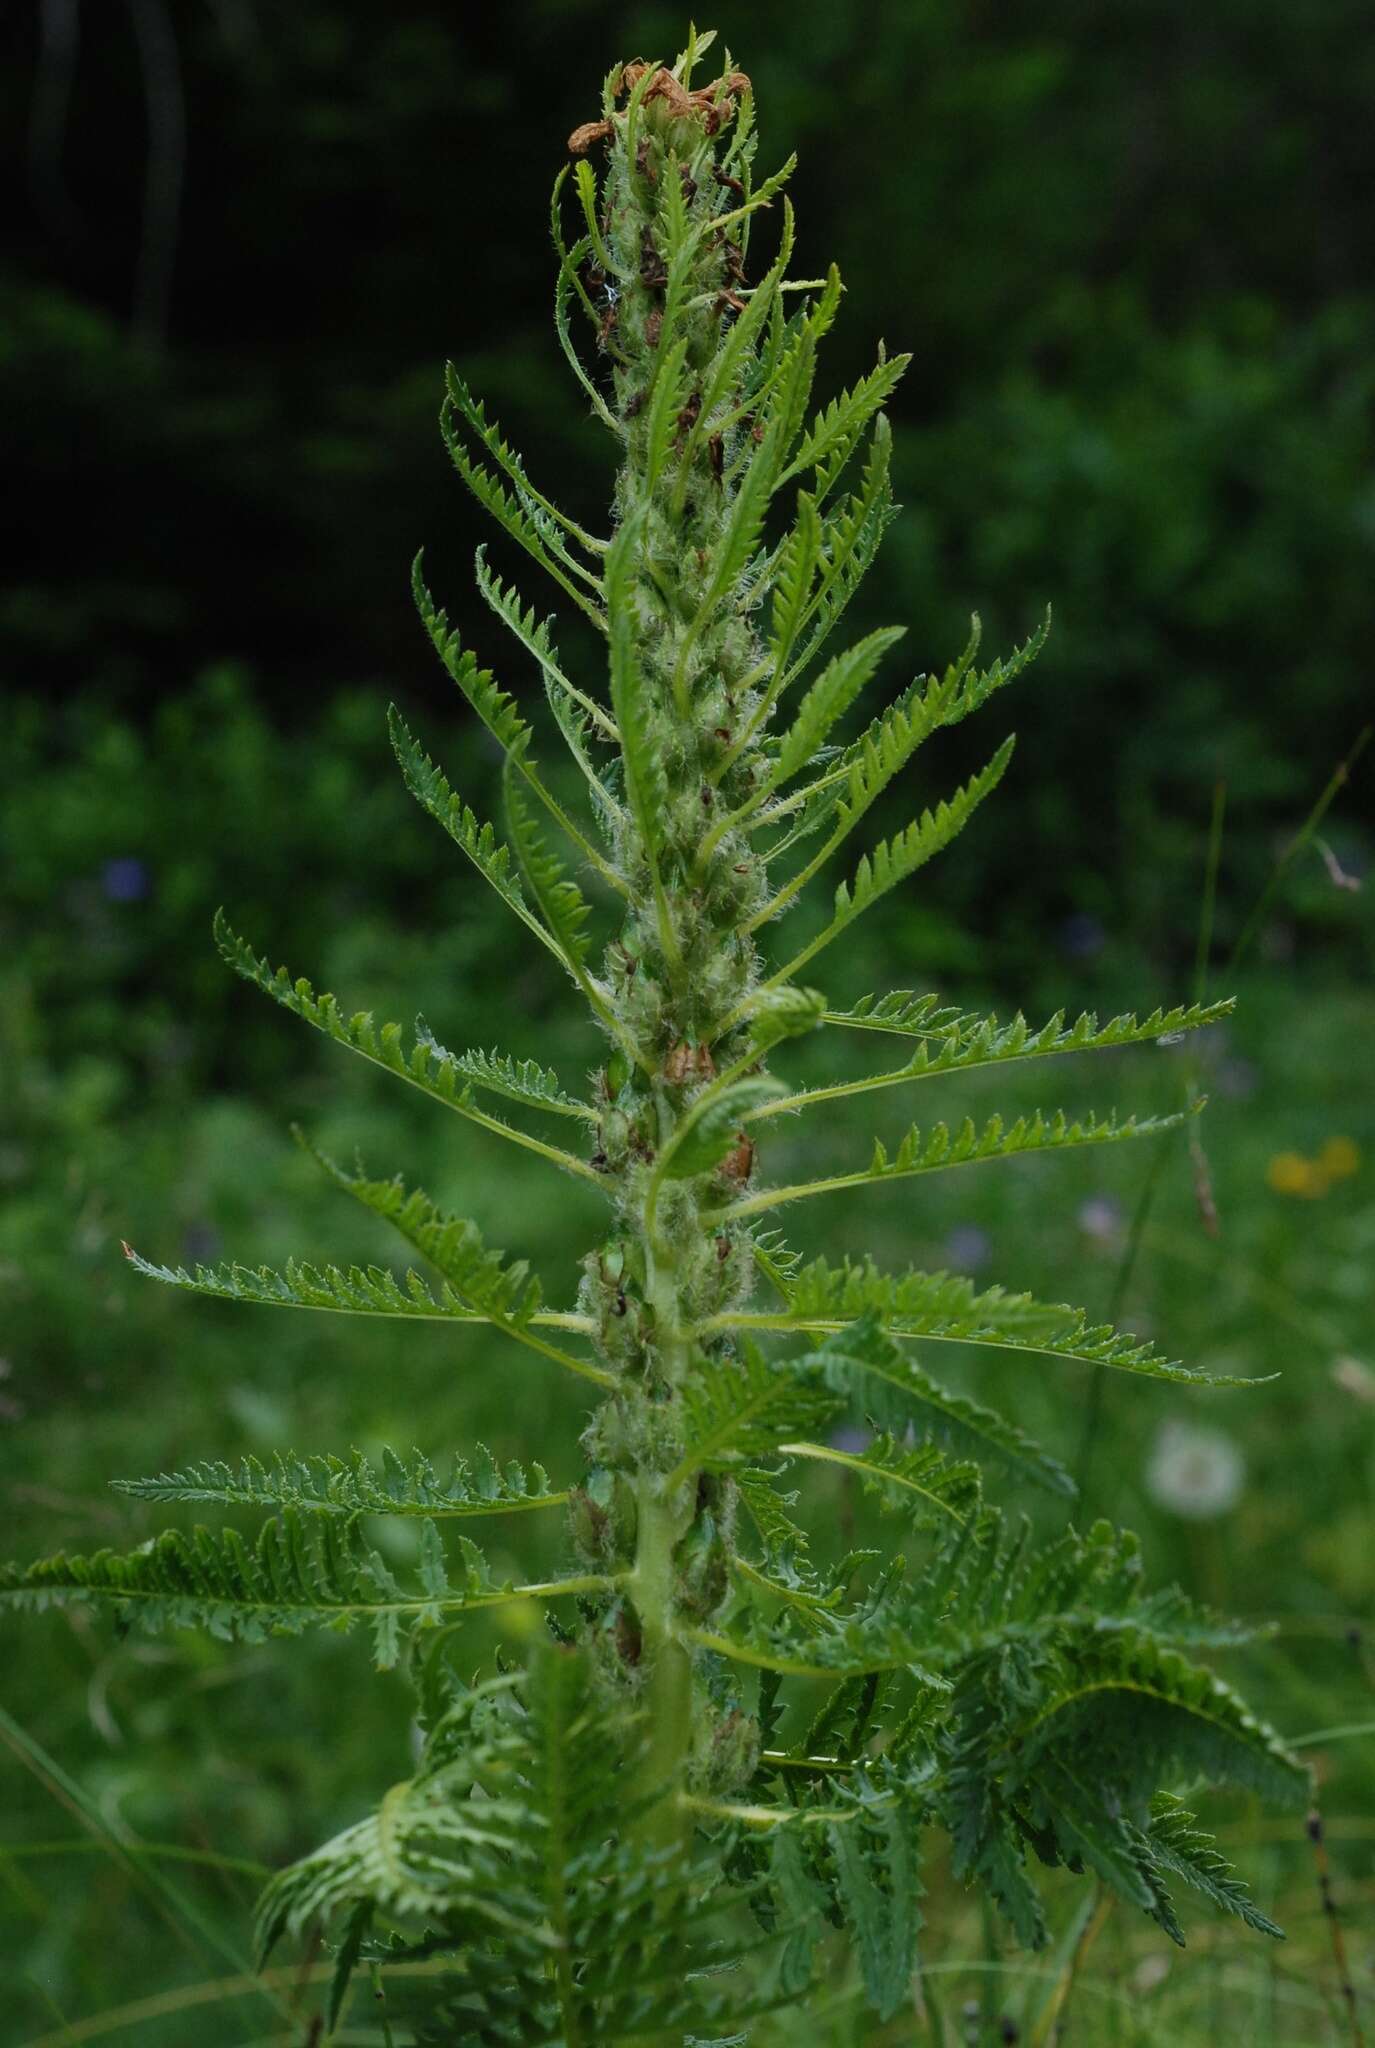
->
[679,199,797,478]
[472,544,619,741]
[503,760,636,1056]
[729,1251,1261,1388]
[443,364,608,558]
[825,1768,925,2020]
[1010,1633,1306,1809]
[749,738,1015,992]
[770,627,906,790]
[440,371,606,628]
[750,666,968,919]
[642,332,691,492]
[791,998,1235,1109]
[778,415,898,693]
[259,1647,769,2042]
[412,1027,595,1119]
[694,408,789,628]
[542,664,625,829]
[412,551,531,752]
[763,269,841,472]
[737,1470,811,1556]
[668,1341,842,1487]
[112,1445,565,1518]
[549,177,622,431]
[414,551,622,890]
[762,619,979,865]
[778,1434,981,1529]
[751,1228,808,1299]
[765,490,823,691]
[777,351,912,496]
[704,150,799,242]
[309,1147,534,1316]
[255,1672,537,1955]
[123,1243,485,1324]
[0,1514,607,1670]
[717,1102,1187,1224]
[387,705,568,960]
[213,914,602,1184]
[942,607,1052,728]
[302,1142,614,1386]
[809,1311,1074,1496]
[503,759,595,970]
[1133,1793,1285,1945]
[814,988,968,1037]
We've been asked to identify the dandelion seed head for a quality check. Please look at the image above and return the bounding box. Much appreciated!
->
[1146,1419,1245,1520]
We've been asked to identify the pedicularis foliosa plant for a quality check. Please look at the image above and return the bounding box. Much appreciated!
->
[6,30,1305,2043]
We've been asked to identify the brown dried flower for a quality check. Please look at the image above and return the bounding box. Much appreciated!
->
[570,64,752,155]
[568,119,613,156]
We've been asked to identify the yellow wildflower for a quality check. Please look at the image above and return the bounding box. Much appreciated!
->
[1318,1136,1360,1181]
[1266,1151,1323,1197]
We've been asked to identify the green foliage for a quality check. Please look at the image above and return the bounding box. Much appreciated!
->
[472,545,619,742]
[439,366,607,629]
[252,1665,537,1958]
[0,1510,589,1671]
[768,627,908,795]
[387,705,570,962]
[824,1770,926,2021]
[261,1647,780,2043]
[658,1074,789,1181]
[4,30,1310,2041]
[823,988,1232,1046]
[411,1032,595,1120]
[778,1435,982,1530]
[772,417,901,699]
[213,911,601,1183]
[769,995,1235,1109]
[112,1445,564,1518]
[805,1309,1076,1497]
[743,1251,1264,1386]
[719,1102,1188,1223]
[749,737,1016,993]
[304,1143,612,1385]
[1135,1794,1285,1946]
[604,511,669,872]
[502,763,595,974]
[413,549,530,754]
[705,1518,1306,1962]
[778,351,913,494]
[753,662,967,909]
[669,1341,842,1484]
[121,1242,490,1325]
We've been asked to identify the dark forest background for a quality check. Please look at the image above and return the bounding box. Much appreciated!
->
[5,0,1372,976]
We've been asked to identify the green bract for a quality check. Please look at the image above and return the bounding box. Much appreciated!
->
[4,26,1302,2040]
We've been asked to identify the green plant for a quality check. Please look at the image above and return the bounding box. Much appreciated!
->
[4,30,1306,2041]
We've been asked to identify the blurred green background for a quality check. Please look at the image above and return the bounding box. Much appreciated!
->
[1,1,1371,2041]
